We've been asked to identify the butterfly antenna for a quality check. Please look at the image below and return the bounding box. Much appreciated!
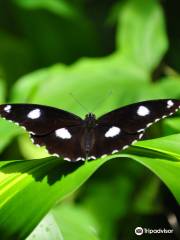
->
[91,90,113,113]
[69,93,89,112]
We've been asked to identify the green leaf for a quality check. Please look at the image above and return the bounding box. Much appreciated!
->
[14,0,82,19]
[52,204,99,240]
[163,117,180,135]
[0,156,108,239]
[26,212,64,240]
[117,0,168,71]
[135,134,180,159]
[128,154,180,203]
[27,203,100,240]
[1,133,180,238]
[0,119,22,153]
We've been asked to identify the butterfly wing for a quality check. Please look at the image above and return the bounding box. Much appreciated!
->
[30,126,86,161]
[0,104,83,135]
[0,103,86,161]
[97,99,180,133]
[89,125,142,158]
[89,99,180,157]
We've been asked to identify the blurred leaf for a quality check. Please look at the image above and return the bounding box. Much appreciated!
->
[27,203,99,240]
[133,177,160,214]
[82,175,134,240]
[0,77,5,103]
[0,119,22,153]
[117,0,168,71]
[51,204,99,240]
[0,31,33,84]
[14,0,82,20]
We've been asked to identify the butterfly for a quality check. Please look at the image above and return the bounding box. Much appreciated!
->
[0,99,179,162]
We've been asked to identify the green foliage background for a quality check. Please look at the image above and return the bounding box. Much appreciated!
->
[0,0,180,239]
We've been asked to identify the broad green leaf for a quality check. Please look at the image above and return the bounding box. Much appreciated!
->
[0,156,108,239]
[127,154,180,203]
[163,118,180,135]
[117,0,168,71]
[135,134,180,159]
[1,133,180,238]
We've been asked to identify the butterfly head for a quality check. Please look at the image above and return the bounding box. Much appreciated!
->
[84,113,96,128]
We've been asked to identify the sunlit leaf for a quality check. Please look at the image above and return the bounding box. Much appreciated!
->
[1,133,180,238]
[135,134,180,159]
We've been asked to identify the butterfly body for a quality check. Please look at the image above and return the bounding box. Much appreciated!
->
[0,99,180,162]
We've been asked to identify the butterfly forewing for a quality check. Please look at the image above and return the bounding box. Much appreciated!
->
[97,99,180,134]
[0,104,82,135]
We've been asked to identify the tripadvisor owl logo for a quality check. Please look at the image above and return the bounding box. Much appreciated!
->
[135,227,143,235]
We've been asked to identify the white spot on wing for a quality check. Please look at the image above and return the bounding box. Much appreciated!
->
[4,105,11,113]
[167,100,174,108]
[139,133,144,139]
[112,150,118,154]
[77,157,86,161]
[87,156,96,160]
[137,106,150,116]
[132,140,137,144]
[122,145,128,150]
[53,153,59,157]
[55,128,72,139]
[64,157,71,162]
[105,126,121,138]
[137,128,144,133]
[27,109,41,119]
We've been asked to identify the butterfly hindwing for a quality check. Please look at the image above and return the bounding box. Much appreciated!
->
[30,126,86,161]
[88,125,143,158]
[0,104,82,135]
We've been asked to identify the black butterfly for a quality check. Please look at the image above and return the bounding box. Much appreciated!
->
[0,99,179,162]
